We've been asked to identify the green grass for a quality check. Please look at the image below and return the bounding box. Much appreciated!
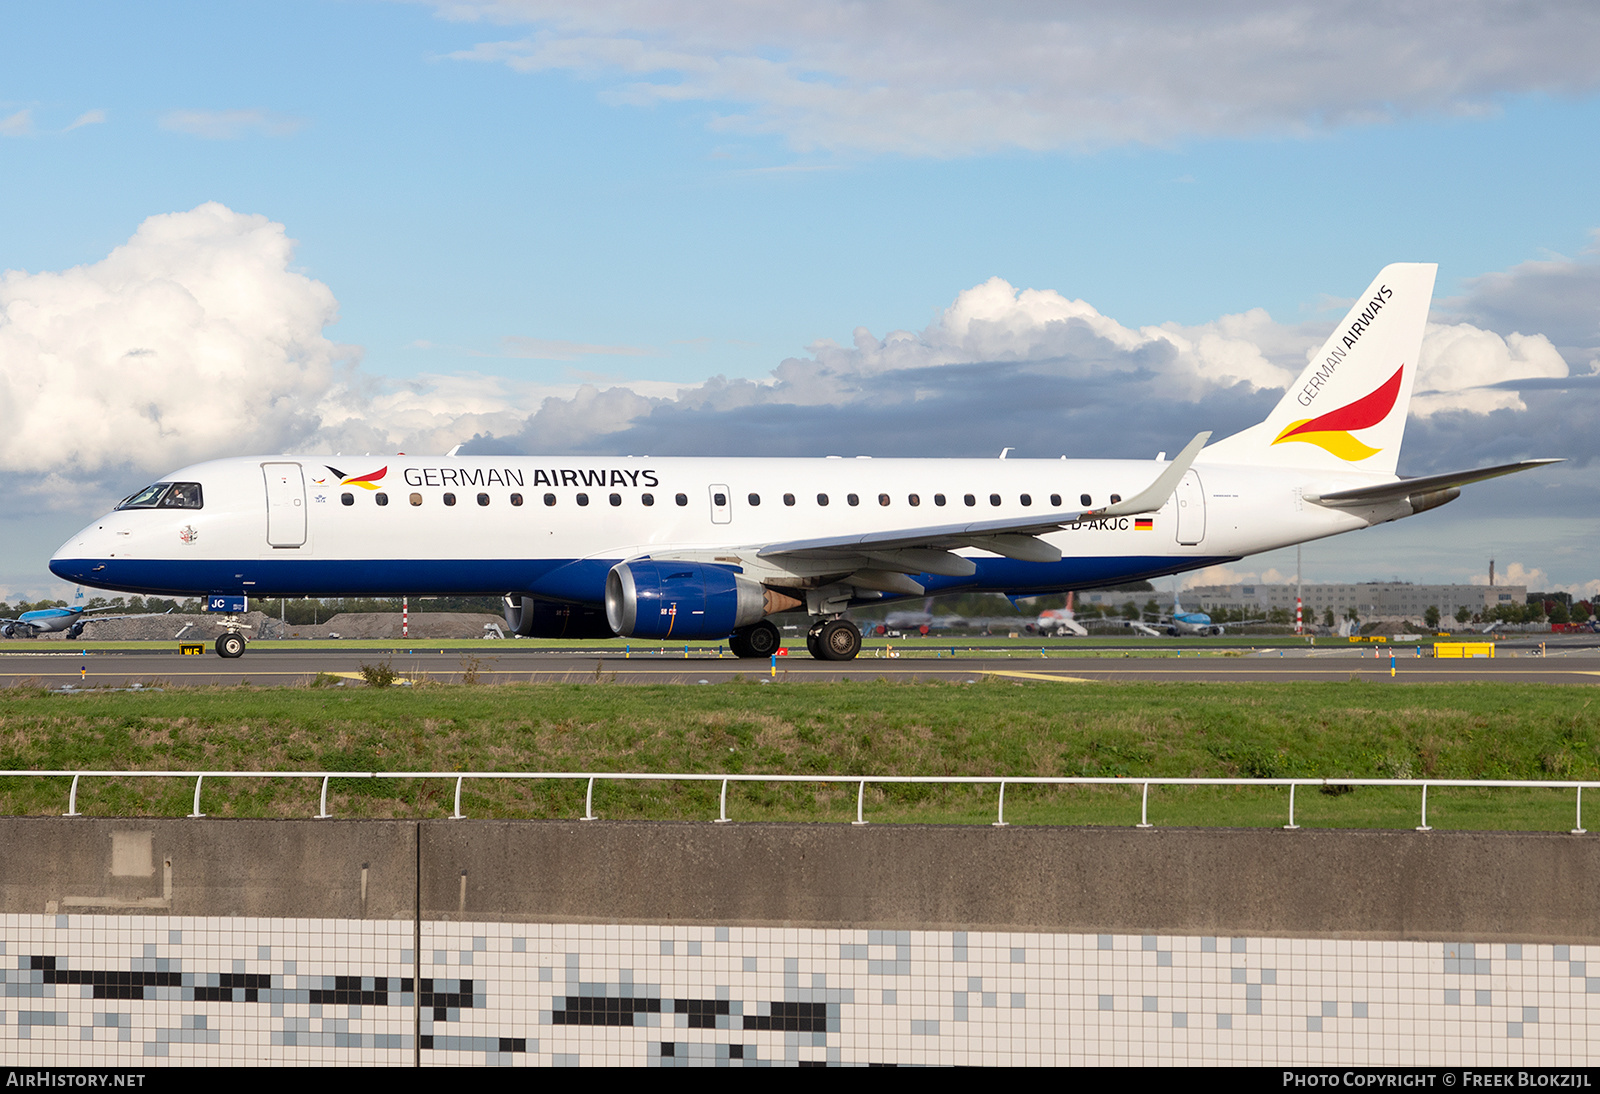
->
[0,679,1594,828]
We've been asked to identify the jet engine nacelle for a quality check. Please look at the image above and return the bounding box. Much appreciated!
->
[502,595,616,639]
[605,561,768,639]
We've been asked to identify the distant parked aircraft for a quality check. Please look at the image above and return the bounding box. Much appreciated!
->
[1034,592,1089,637]
[1,588,169,639]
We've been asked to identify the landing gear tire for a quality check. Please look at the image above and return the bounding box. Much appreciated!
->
[730,620,781,659]
[216,632,246,659]
[813,619,862,662]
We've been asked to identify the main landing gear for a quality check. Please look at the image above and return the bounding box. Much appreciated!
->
[728,620,782,659]
[726,617,863,661]
[806,618,862,662]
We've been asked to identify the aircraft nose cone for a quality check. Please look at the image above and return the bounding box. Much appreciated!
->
[50,521,109,583]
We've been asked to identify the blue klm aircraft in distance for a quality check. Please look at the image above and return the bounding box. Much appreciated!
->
[1,588,169,639]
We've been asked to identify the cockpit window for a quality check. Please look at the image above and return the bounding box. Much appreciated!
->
[117,483,168,509]
[161,483,204,509]
[116,482,204,510]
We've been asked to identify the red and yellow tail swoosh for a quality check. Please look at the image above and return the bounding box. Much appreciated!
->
[1271,366,1403,461]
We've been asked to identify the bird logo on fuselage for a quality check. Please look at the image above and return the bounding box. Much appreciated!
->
[325,465,388,490]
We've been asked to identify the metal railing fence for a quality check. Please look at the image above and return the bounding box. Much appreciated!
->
[0,770,1594,833]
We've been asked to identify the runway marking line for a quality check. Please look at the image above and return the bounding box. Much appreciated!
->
[981,670,1095,683]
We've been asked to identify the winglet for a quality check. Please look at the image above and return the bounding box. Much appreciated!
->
[1088,432,1211,518]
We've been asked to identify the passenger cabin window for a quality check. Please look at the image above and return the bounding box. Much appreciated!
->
[908,494,920,506]
[878,493,890,506]
[510,493,523,506]
[989,493,1001,506]
[748,493,760,506]
[642,493,655,506]
[964,494,976,506]
[409,493,423,506]
[713,492,727,506]
[675,493,688,506]
[1020,494,1032,507]
[375,493,389,507]
[477,493,490,506]
[341,493,354,506]
[1109,493,1121,504]
[577,493,590,506]
[817,493,829,506]
[783,493,795,506]
[544,493,557,506]
[1080,493,1092,506]
[934,494,946,506]
[1050,494,1062,507]
[609,493,622,506]
[443,493,456,506]
[847,494,860,506]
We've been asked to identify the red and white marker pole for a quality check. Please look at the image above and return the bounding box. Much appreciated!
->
[1296,596,1303,635]
[402,596,409,639]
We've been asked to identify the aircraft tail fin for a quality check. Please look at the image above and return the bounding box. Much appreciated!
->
[1199,263,1437,475]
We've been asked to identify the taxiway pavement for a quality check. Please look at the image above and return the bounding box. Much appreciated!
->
[2,642,1598,687]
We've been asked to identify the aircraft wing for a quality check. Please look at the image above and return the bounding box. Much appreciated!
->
[759,511,1090,562]
[1304,459,1562,508]
[760,431,1212,569]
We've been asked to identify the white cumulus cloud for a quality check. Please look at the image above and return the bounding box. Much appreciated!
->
[4,204,1592,521]
[0,203,347,483]
[1412,324,1569,415]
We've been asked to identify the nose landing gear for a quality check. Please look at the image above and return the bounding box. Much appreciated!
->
[215,632,246,658]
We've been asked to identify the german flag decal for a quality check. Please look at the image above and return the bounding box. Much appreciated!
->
[1135,518,1154,531]
[1271,366,1403,461]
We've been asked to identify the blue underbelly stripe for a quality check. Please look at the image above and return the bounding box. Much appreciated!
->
[50,555,1238,603]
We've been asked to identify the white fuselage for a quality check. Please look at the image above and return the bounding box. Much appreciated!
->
[50,453,1401,608]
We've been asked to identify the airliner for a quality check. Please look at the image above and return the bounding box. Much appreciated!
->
[49,264,1559,660]
[1,587,169,639]
[1138,585,1264,637]
[1034,593,1089,638]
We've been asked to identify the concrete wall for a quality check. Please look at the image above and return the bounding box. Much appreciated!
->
[0,818,416,920]
[4,818,1596,942]
[7,820,1600,1066]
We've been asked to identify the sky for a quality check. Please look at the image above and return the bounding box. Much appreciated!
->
[3,1,1599,601]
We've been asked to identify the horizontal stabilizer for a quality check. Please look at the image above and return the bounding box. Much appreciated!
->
[1304,459,1563,508]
